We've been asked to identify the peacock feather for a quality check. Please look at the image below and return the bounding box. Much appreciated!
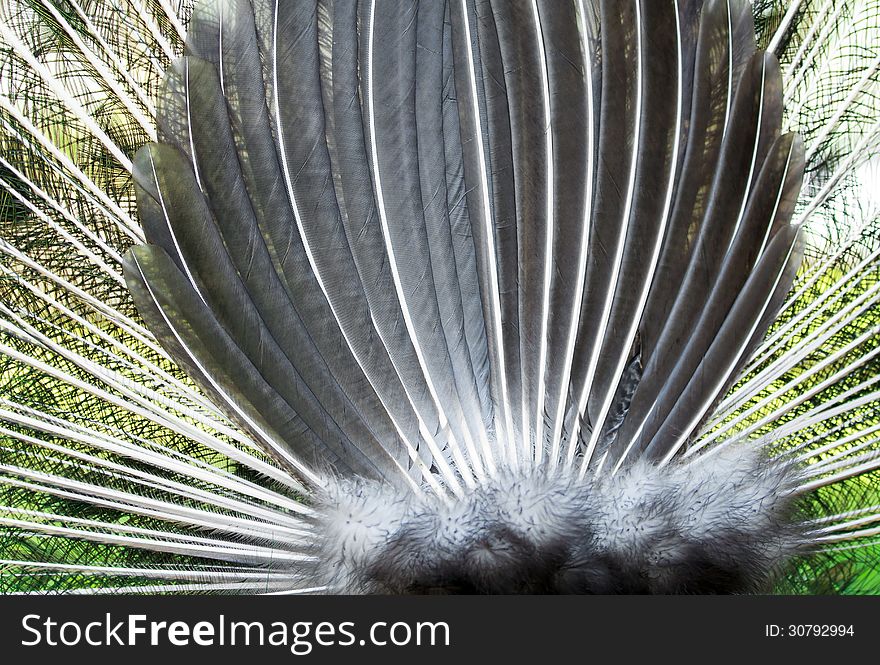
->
[0,0,878,594]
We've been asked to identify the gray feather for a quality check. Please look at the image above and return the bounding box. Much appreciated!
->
[121,0,817,592]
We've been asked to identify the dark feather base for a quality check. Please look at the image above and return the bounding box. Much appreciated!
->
[307,446,808,594]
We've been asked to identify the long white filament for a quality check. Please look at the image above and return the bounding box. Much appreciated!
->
[131,257,326,491]
[663,240,800,465]
[268,0,446,499]
[548,0,596,468]
[606,0,685,478]
[530,0,554,466]
[568,0,645,474]
[364,0,474,493]
[457,0,514,471]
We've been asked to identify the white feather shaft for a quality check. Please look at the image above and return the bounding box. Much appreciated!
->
[37,0,155,137]
[0,465,308,541]
[664,241,801,465]
[0,339,306,494]
[66,0,158,115]
[457,0,514,467]
[0,421,306,529]
[530,0,554,466]
[0,400,300,512]
[700,326,880,447]
[548,0,595,468]
[0,20,133,171]
[570,0,645,473]
[0,516,308,563]
[364,0,474,491]
[0,175,125,285]
[768,0,804,55]
[131,256,324,491]
[2,507,307,551]
[266,0,447,498]
[0,99,141,238]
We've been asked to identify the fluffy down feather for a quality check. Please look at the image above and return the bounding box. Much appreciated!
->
[309,447,806,594]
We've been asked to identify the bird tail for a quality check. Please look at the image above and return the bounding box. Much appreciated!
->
[0,0,879,594]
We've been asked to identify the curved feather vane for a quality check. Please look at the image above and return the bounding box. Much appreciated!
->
[0,0,879,594]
